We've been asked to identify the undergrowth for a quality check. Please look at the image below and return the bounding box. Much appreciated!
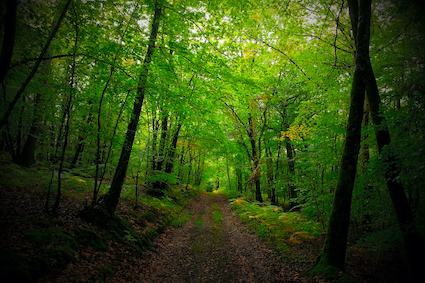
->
[0,158,204,282]
[228,197,322,258]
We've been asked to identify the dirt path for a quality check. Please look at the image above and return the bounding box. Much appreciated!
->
[136,193,316,283]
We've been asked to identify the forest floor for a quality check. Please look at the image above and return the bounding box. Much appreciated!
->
[0,168,410,283]
[135,193,325,283]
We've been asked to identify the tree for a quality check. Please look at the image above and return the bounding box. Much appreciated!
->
[100,0,162,215]
[0,0,18,85]
[0,0,72,131]
[313,0,371,276]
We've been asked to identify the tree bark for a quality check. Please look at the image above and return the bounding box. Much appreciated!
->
[19,92,43,167]
[226,154,232,190]
[313,0,371,274]
[285,138,297,208]
[248,113,263,202]
[0,0,18,85]
[165,123,182,174]
[349,0,424,279]
[102,1,161,215]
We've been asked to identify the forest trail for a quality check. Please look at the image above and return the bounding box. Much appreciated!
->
[137,193,317,283]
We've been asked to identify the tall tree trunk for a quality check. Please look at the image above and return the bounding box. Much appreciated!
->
[366,50,424,282]
[151,117,159,170]
[313,0,371,275]
[102,2,161,215]
[70,102,93,167]
[165,123,182,174]
[265,147,274,202]
[349,0,424,279]
[149,114,171,196]
[19,93,43,167]
[285,138,297,208]
[155,113,168,171]
[226,154,232,190]
[0,0,72,131]
[19,59,51,167]
[248,113,263,202]
[236,166,243,193]
[50,3,78,215]
[0,0,18,85]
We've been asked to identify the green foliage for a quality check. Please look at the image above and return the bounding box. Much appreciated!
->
[230,198,321,256]
[74,227,107,251]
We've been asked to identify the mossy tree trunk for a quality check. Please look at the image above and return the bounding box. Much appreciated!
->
[101,1,162,215]
[313,0,371,275]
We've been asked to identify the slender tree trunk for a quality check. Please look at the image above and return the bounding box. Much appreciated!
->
[366,52,424,282]
[313,0,371,274]
[51,3,79,215]
[70,102,93,167]
[0,0,18,85]
[226,154,232,190]
[151,117,159,170]
[248,113,263,202]
[155,113,168,171]
[102,2,161,215]
[165,123,182,174]
[19,59,51,167]
[0,0,72,131]
[177,145,186,180]
[19,93,43,166]
[285,138,297,208]
[265,147,274,202]
[185,147,193,190]
[236,167,243,193]
[348,0,424,279]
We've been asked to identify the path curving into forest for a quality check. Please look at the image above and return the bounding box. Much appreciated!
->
[136,194,321,283]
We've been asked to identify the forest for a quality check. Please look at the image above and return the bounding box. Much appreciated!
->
[0,0,424,282]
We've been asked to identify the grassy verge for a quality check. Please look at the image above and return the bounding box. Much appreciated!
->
[225,196,322,259]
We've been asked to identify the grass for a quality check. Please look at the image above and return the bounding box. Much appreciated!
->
[212,204,223,223]
[228,197,322,257]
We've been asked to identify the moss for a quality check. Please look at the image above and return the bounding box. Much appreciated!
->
[311,255,357,283]
[98,264,114,279]
[74,227,107,251]
[0,249,34,283]
[24,228,78,250]
[47,228,78,249]
[40,245,75,268]
[190,242,204,253]
[24,229,55,245]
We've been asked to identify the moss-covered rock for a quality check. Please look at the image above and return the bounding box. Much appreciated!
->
[74,227,107,251]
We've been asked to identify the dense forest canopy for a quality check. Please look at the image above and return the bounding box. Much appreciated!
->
[1,0,424,280]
